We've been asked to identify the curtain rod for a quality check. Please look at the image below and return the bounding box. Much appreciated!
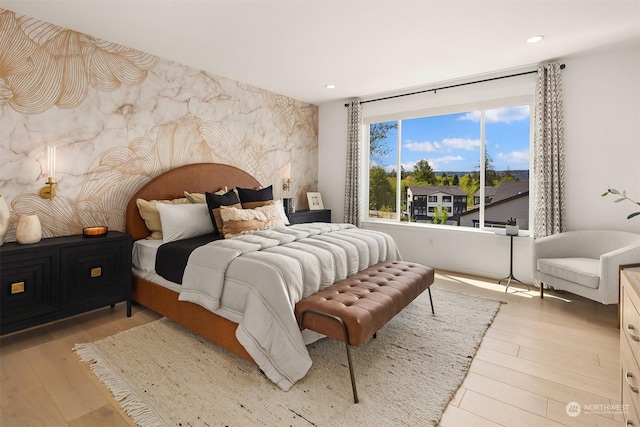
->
[344,64,566,107]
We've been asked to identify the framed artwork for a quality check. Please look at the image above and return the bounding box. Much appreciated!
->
[307,192,324,210]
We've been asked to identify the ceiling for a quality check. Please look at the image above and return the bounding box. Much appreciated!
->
[3,1,639,105]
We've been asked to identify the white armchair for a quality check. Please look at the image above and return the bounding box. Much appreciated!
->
[534,230,640,304]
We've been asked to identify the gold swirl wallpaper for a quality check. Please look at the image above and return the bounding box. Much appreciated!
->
[0,9,319,241]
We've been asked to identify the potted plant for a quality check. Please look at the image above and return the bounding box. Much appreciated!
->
[602,187,640,219]
[505,217,519,235]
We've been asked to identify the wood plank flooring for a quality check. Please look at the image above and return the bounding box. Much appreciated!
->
[0,271,621,426]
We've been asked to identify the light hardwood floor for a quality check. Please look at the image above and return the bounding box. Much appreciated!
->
[1,271,621,426]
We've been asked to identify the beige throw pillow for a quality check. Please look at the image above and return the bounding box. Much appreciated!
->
[136,198,188,239]
[184,187,227,204]
[220,204,285,238]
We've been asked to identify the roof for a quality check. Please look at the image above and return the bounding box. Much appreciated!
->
[473,186,499,198]
[408,186,468,197]
[492,181,529,203]
[473,181,529,201]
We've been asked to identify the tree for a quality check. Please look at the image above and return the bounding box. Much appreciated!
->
[369,122,397,165]
[476,152,500,186]
[369,166,395,212]
[432,205,449,225]
[413,159,437,185]
[460,173,479,208]
[501,167,517,182]
[452,174,460,186]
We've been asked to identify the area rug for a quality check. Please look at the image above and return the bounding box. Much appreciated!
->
[74,288,501,426]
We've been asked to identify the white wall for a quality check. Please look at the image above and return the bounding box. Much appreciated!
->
[562,41,640,232]
[318,41,640,283]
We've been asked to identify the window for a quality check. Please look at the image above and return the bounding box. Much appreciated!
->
[366,99,531,230]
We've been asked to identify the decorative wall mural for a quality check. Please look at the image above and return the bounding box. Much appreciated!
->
[0,9,159,114]
[0,9,318,241]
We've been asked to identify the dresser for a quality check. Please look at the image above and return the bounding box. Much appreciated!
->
[621,269,640,424]
[288,209,331,224]
[0,231,132,334]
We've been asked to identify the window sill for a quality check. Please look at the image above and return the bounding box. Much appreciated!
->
[361,218,531,237]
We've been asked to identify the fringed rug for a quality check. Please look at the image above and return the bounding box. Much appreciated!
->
[74,288,501,426]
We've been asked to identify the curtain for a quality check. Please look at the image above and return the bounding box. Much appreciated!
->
[344,100,362,227]
[533,63,566,238]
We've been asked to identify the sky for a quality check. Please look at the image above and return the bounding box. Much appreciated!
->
[372,105,531,173]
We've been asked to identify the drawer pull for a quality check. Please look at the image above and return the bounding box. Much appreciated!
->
[90,267,102,278]
[626,371,639,393]
[627,324,640,342]
[10,281,25,294]
[627,419,634,427]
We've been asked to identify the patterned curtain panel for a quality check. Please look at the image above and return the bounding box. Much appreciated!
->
[344,100,362,227]
[533,63,566,238]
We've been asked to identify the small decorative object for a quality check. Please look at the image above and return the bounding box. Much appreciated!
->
[0,195,9,246]
[16,214,42,244]
[83,226,108,237]
[505,217,519,235]
[307,192,324,210]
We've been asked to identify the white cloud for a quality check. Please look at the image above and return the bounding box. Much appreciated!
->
[401,156,463,172]
[404,138,480,152]
[427,155,465,171]
[403,140,437,152]
[400,160,419,172]
[458,105,530,124]
[495,149,530,166]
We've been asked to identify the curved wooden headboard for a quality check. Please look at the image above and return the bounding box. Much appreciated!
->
[125,163,261,241]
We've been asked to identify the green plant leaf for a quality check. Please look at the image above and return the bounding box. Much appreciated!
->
[601,192,609,197]
[628,212,640,219]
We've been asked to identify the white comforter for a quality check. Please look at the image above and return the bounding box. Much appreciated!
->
[178,223,401,391]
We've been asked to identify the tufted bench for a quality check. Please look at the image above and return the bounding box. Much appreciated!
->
[294,260,435,403]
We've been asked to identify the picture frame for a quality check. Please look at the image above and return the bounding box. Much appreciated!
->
[306,192,324,210]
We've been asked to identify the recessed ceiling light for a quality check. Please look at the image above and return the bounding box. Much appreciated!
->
[527,35,544,44]
[325,84,336,89]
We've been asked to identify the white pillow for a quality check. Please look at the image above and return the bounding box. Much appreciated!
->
[156,202,215,243]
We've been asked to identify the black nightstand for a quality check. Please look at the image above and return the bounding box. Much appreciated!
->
[288,209,331,224]
[0,231,132,334]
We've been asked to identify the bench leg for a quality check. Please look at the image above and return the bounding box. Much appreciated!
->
[301,309,359,403]
[428,288,434,314]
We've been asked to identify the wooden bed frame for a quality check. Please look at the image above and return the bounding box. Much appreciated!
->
[125,163,262,364]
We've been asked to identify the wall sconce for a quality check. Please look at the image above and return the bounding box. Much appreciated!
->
[282,163,291,191]
[40,146,57,199]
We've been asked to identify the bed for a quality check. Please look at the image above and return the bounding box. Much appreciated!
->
[125,163,401,390]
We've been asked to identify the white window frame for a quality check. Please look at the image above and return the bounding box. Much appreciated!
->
[363,93,534,231]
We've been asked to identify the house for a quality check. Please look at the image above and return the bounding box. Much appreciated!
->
[473,186,498,206]
[407,186,468,223]
[460,181,530,229]
[1,2,638,425]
